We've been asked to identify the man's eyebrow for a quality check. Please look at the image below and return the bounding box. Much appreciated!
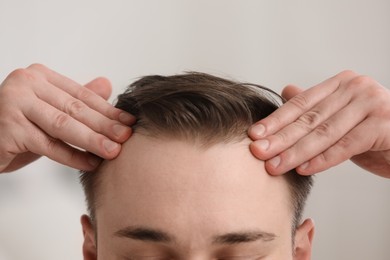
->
[114,226,276,245]
[114,226,174,243]
[212,230,277,245]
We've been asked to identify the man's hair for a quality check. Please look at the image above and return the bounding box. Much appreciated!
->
[80,72,313,232]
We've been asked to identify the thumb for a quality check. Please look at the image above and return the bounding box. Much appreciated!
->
[84,77,112,100]
[281,84,304,101]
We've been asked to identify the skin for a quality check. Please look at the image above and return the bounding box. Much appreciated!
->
[0,64,134,172]
[249,70,390,178]
[81,134,314,260]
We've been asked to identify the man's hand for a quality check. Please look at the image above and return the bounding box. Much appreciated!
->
[0,64,135,173]
[249,70,390,178]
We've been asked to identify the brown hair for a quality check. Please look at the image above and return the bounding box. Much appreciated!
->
[80,72,313,231]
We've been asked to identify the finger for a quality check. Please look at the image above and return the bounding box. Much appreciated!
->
[24,99,121,159]
[1,121,102,171]
[84,77,112,100]
[2,152,41,173]
[27,64,135,125]
[295,119,377,175]
[248,70,358,139]
[34,81,131,143]
[251,85,353,160]
[263,99,368,175]
[25,126,103,171]
[281,85,304,101]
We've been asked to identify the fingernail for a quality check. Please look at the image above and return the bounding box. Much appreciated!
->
[251,124,266,138]
[255,139,270,151]
[119,112,135,125]
[103,139,119,153]
[268,156,281,168]
[299,161,309,170]
[113,124,129,137]
[88,156,102,167]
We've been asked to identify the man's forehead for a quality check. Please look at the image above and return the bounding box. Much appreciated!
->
[95,134,292,238]
[99,133,290,200]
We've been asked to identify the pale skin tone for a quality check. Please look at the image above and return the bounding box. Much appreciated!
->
[81,134,315,259]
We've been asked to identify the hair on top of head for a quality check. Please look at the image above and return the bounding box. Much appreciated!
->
[80,72,313,232]
[115,72,283,147]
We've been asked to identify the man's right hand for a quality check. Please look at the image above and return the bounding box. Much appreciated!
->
[0,64,135,173]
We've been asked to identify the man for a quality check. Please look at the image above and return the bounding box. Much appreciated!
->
[79,73,314,259]
[0,65,389,258]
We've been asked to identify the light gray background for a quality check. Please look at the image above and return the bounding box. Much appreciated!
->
[0,1,389,259]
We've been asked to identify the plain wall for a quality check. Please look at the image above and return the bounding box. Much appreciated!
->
[0,0,389,259]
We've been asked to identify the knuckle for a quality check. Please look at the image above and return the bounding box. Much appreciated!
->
[44,137,60,154]
[338,70,357,78]
[316,152,330,165]
[53,112,71,130]
[27,63,47,72]
[295,111,322,130]
[45,137,56,153]
[6,68,35,82]
[274,131,289,143]
[335,135,354,150]
[289,93,310,111]
[264,114,282,129]
[108,107,122,120]
[364,82,388,101]
[76,88,94,101]
[347,75,373,91]
[317,153,329,163]
[313,122,332,138]
[65,99,86,117]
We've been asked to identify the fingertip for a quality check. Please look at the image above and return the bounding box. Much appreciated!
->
[102,139,121,159]
[249,141,265,160]
[250,139,275,161]
[264,159,284,176]
[296,163,316,176]
[119,112,136,125]
[295,167,312,176]
[248,123,266,139]
[93,77,112,90]
[117,126,133,143]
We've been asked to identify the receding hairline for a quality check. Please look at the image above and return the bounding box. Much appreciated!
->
[82,131,300,221]
[79,71,313,232]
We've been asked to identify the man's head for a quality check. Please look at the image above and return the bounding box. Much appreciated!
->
[80,72,314,259]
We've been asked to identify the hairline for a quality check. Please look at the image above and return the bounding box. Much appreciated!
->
[83,132,299,227]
